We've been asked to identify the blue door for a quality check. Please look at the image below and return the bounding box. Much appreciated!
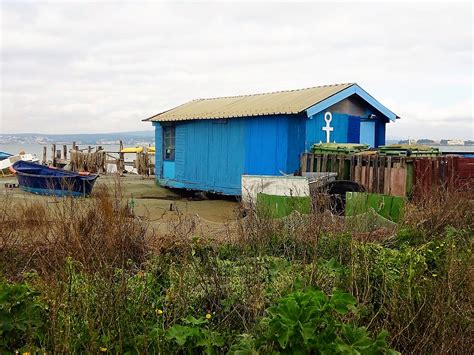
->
[360,120,375,147]
[163,126,176,179]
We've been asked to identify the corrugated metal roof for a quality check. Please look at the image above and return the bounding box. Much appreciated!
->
[146,83,354,122]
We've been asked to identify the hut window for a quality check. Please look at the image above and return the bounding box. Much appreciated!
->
[163,126,175,161]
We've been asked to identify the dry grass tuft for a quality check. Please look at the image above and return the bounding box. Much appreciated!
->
[0,184,148,279]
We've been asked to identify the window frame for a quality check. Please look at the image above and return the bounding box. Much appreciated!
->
[162,125,176,161]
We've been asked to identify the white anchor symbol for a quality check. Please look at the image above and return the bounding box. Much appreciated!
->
[322,112,334,143]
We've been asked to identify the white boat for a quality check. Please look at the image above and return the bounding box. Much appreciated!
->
[0,153,40,176]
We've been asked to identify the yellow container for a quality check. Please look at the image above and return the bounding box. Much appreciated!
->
[121,147,144,153]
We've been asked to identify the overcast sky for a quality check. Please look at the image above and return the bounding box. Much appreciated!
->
[0,1,472,140]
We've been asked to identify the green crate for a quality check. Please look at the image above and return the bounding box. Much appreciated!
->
[390,196,405,222]
[378,144,440,157]
[312,143,369,155]
[345,192,405,223]
[257,193,311,218]
[345,191,367,216]
[367,194,393,220]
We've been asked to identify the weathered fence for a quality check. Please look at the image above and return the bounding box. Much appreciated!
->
[412,156,474,196]
[300,153,474,197]
[69,149,154,175]
[69,150,108,174]
[42,142,155,176]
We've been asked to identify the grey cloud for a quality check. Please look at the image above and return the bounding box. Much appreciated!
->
[0,1,472,138]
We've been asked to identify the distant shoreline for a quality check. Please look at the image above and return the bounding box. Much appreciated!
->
[0,131,155,146]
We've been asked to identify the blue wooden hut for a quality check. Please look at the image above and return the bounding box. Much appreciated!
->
[146,83,399,195]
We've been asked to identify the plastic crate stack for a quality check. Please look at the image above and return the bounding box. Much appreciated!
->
[311,143,370,155]
[378,144,440,157]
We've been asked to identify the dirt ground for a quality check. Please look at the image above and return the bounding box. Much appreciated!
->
[1,175,241,233]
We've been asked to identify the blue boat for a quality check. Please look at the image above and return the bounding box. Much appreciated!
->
[12,160,99,197]
[0,151,12,161]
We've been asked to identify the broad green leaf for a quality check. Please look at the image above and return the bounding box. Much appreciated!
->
[299,321,316,344]
[331,291,356,314]
[275,323,292,349]
[183,315,207,325]
[166,324,194,346]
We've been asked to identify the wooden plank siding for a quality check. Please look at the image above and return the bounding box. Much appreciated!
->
[300,153,474,197]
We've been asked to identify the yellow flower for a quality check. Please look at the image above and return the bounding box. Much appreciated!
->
[156,309,163,315]
[99,347,107,352]
[22,352,31,355]
[205,313,212,320]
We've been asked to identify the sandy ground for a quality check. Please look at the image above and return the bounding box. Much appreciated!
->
[1,174,241,233]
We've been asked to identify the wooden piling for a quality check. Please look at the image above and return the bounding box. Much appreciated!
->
[309,154,314,173]
[42,146,47,165]
[321,155,327,172]
[337,154,344,179]
[118,140,124,175]
[372,155,379,193]
[300,153,308,174]
[356,155,362,183]
[349,155,355,180]
[51,144,56,167]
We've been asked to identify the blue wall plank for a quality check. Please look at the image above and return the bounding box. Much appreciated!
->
[375,119,386,147]
[347,115,361,143]
[163,161,176,179]
[153,123,163,179]
[244,115,290,176]
[223,120,246,189]
[175,124,186,180]
[287,114,306,174]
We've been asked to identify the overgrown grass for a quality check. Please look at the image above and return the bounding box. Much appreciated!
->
[0,184,472,354]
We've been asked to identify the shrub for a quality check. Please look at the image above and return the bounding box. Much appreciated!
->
[0,280,46,352]
[166,315,224,353]
[230,289,398,354]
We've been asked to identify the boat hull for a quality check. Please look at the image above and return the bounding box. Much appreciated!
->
[0,153,39,170]
[13,161,99,197]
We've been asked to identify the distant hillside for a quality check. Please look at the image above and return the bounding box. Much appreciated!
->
[0,131,155,145]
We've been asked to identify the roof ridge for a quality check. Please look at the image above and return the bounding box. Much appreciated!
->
[196,83,355,101]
